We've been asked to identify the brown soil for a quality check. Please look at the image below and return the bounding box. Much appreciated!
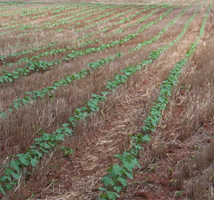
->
[0,1,213,200]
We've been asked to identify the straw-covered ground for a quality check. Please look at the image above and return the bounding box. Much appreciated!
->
[0,0,214,199]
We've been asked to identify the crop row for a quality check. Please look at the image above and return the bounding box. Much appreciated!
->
[11,5,117,36]
[0,7,174,85]
[74,7,135,33]
[0,5,196,196]
[0,27,168,199]
[76,5,160,39]
[49,3,101,19]
[0,5,120,59]
[0,42,58,62]
[99,5,211,200]
[0,3,98,19]
[22,4,79,18]
[0,39,98,72]
[0,4,68,20]
[0,5,153,62]
[0,6,148,67]
[42,6,120,34]
[0,6,11,12]
[0,4,85,32]
[0,5,79,29]
[0,4,32,17]
[0,7,160,69]
[0,4,106,35]
[33,5,117,32]
[1,5,162,61]
[109,6,165,34]
[0,6,189,118]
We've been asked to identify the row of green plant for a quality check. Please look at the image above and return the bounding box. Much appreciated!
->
[0,6,118,65]
[0,7,174,84]
[74,8,132,33]
[35,5,117,32]
[1,4,162,62]
[0,5,11,11]
[31,7,69,20]
[119,4,176,33]
[19,6,51,17]
[116,5,166,33]
[0,3,71,20]
[0,5,76,29]
[0,4,33,17]
[129,6,191,52]
[0,4,123,67]
[1,6,125,68]
[0,42,57,63]
[1,3,91,20]
[0,5,84,33]
[27,4,78,18]
[0,39,100,71]
[75,5,161,34]
[0,5,187,117]
[87,10,120,24]
[0,3,206,196]
[69,7,120,33]
[111,5,161,29]
[0,4,102,35]
[3,6,161,67]
[0,52,123,118]
[0,5,194,196]
[0,37,159,199]
[99,5,211,200]
[143,4,210,133]
[50,3,102,19]
[34,5,118,33]
[75,7,138,36]
[20,5,105,31]
[1,5,151,63]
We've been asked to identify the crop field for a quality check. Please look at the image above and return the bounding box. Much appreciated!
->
[0,0,214,199]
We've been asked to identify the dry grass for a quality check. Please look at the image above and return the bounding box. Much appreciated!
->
[132,9,214,199]
[179,36,214,137]
[28,8,204,198]
[0,1,213,199]
[174,33,214,199]
[0,5,185,159]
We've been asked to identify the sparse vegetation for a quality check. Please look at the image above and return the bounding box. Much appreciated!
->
[0,0,214,199]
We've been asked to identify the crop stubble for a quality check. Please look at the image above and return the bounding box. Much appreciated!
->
[0,1,213,199]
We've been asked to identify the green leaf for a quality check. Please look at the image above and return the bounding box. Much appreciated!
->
[101,175,115,187]
[109,164,122,179]
[113,186,122,193]
[99,187,107,191]
[0,184,5,196]
[106,191,117,200]
[118,177,127,186]
[0,175,11,182]
[9,160,20,172]
[4,168,14,176]
[123,162,134,172]
[30,158,37,168]
[141,134,151,143]
[11,172,20,180]
[0,112,6,118]
[123,169,133,180]
[17,154,30,166]
[5,183,13,191]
